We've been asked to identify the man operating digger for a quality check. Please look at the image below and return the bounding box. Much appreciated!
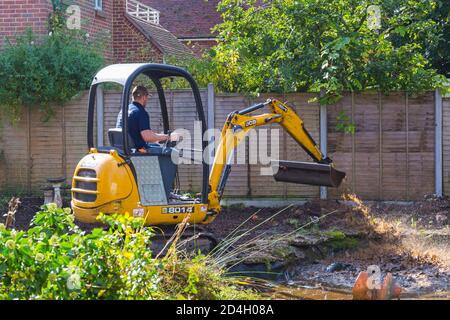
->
[116,85,181,152]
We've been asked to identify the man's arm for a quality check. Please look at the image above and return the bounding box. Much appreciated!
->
[140,129,170,143]
[138,111,181,143]
[136,109,169,143]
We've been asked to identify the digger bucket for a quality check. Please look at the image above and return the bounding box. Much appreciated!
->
[271,160,346,188]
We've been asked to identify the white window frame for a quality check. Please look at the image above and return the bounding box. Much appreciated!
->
[94,0,103,11]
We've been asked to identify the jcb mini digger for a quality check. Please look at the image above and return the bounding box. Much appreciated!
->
[71,63,345,227]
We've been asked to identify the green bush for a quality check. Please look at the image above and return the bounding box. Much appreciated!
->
[0,27,104,123]
[0,204,258,300]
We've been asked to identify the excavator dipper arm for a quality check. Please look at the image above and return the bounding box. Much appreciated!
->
[207,99,345,213]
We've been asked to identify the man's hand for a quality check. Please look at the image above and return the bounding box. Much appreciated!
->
[141,129,181,144]
[169,131,183,142]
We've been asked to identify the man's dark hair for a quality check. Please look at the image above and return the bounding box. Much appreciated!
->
[132,86,149,100]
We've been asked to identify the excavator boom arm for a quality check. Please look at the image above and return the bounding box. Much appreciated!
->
[207,99,344,213]
[270,99,328,164]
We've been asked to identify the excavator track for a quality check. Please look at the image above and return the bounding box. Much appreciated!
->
[149,224,219,256]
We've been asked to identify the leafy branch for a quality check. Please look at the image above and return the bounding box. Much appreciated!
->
[0,8,105,123]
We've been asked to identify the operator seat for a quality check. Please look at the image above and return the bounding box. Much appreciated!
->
[108,128,136,151]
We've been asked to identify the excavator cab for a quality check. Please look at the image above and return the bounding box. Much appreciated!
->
[107,66,203,197]
[71,63,345,226]
[71,64,210,223]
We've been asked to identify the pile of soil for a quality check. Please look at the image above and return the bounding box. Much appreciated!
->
[206,196,450,240]
[204,197,450,296]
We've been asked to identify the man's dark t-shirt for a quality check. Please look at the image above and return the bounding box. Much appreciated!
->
[116,101,150,149]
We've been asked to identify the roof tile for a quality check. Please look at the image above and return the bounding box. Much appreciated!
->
[126,15,193,57]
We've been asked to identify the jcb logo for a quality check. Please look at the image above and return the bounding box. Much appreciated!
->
[245,119,257,127]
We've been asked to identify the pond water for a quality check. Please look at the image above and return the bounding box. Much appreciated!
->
[260,283,450,300]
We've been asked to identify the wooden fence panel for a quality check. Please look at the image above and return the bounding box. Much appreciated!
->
[407,94,435,199]
[247,93,285,197]
[327,91,435,200]
[103,91,122,145]
[381,93,408,200]
[353,92,381,200]
[30,108,64,188]
[327,94,354,199]
[0,89,438,201]
[64,92,90,180]
[214,93,250,197]
[0,114,29,192]
[169,89,207,194]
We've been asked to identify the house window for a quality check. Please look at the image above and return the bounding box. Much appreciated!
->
[94,0,103,11]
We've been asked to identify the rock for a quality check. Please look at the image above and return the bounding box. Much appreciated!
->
[325,262,354,273]
[424,193,438,201]
[289,233,328,246]
[435,213,448,225]
[232,238,307,265]
[385,263,401,272]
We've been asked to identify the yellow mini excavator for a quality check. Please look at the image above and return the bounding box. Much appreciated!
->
[71,64,345,228]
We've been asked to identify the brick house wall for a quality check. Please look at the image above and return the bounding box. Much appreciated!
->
[0,0,52,44]
[183,39,217,56]
[112,0,163,63]
[71,0,114,61]
[0,0,114,61]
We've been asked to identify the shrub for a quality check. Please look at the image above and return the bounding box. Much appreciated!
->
[0,28,104,123]
[0,204,258,300]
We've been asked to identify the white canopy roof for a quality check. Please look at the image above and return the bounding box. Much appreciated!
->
[92,63,147,86]
[91,63,194,86]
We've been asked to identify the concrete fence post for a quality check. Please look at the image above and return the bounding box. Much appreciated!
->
[26,107,31,194]
[207,83,215,171]
[96,86,104,147]
[320,103,328,199]
[435,89,443,197]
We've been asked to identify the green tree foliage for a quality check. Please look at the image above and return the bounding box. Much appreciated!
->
[0,6,104,123]
[417,0,449,77]
[185,0,448,102]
